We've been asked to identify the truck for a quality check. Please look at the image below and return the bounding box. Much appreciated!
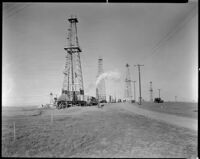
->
[154,98,164,103]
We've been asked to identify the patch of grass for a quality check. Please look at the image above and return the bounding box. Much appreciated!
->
[2,105,197,158]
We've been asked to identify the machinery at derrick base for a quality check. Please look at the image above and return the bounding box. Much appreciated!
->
[56,94,98,109]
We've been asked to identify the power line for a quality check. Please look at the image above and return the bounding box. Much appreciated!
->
[4,3,33,19]
[140,5,197,63]
[4,3,19,12]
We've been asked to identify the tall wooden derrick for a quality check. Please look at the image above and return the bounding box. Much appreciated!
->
[61,16,84,102]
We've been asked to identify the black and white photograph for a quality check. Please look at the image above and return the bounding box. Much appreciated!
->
[2,1,198,158]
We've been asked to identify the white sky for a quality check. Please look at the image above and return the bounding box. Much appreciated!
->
[3,2,198,106]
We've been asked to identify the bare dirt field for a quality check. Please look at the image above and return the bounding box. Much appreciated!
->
[2,103,198,158]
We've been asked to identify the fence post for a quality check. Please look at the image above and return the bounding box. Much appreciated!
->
[13,122,16,141]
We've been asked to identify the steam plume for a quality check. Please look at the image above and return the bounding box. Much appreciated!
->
[96,71,121,86]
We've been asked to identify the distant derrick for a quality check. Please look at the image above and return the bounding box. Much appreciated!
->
[96,58,106,102]
[124,64,132,101]
[149,81,153,102]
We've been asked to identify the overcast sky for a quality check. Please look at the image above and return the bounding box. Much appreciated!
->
[3,2,198,106]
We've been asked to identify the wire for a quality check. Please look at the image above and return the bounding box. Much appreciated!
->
[4,3,33,19]
[4,3,18,12]
[140,5,197,63]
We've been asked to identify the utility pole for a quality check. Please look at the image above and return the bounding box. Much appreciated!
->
[175,96,177,102]
[134,64,144,105]
[133,81,136,102]
[158,89,161,98]
[96,88,100,107]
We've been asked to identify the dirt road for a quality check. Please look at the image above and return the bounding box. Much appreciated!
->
[105,103,198,131]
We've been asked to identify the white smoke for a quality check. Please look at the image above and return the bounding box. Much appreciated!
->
[96,71,121,87]
[85,82,95,96]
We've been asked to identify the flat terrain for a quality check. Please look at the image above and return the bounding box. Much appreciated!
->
[2,103,198,158]
[137,102,198,119]
[119,103,197,131]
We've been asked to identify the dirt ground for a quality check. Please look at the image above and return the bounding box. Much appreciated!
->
[137,102,198,119]
[115,103,197,131]
[2,103,198,158]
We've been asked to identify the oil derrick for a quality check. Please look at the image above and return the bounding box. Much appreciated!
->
[62,15,84,102]
[96,58,106,102]
[149,81,153,102]
[124,64,132,101]
[49,92,54,105]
